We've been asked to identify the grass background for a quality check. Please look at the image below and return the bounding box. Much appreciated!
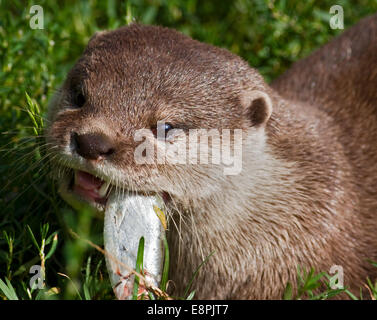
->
[1,0,377,300]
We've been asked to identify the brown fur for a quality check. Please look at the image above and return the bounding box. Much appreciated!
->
[46,15,377,299]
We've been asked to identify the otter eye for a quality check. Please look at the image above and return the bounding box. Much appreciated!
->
[163,123,173,133]
[151,122,174,139]
[73,92,86,108]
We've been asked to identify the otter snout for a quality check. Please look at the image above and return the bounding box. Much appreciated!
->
[72,132,115,160]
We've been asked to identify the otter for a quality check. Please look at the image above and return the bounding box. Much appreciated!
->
[46,14,377,299]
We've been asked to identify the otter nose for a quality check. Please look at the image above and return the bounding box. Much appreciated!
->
[73,132,115,160]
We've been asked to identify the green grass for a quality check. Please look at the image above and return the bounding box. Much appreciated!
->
[1,0,377,300]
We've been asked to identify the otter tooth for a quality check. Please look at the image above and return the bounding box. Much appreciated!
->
[98,180,111,198]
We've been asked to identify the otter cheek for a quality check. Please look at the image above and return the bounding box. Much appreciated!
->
[104,192,166,300]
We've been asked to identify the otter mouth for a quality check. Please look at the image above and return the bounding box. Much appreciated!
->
[70,169,111,206]
[59,166,171,212]
[57,167,116,212]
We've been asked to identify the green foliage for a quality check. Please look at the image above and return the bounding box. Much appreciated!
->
[182,251,215,300]
[283,267,346,300]
[283,265,377,300]
[1,0,377,300]
[160,234,170,294]
[133,236,145,300]
[0,277,19,300]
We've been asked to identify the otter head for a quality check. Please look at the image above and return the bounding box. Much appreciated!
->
[46,24,273,213]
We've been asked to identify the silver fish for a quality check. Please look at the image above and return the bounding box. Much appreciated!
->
[104,191,166,300]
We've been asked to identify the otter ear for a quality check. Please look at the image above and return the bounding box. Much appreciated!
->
[241,90,272,128]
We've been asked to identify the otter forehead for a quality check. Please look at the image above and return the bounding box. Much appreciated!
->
[63,24,258,128]
[83,23,248,79]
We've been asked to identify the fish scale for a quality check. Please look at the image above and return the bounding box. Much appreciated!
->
[104,192,165,299]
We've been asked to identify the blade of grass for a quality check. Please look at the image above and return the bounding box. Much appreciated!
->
[132,237,145,300]
[183,251,215,299]
[0,278,19,300]
[160,234,170,293]
[26,225,40,251]
[283,282,293,300]
[57,272,82,300]
[345,289,359,300]
[44,232,58,261]
[186,290,196,300]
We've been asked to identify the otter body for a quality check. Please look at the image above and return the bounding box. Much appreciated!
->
[47,14,377,299]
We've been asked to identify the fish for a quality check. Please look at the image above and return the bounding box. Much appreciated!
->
[103,191,166,300]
